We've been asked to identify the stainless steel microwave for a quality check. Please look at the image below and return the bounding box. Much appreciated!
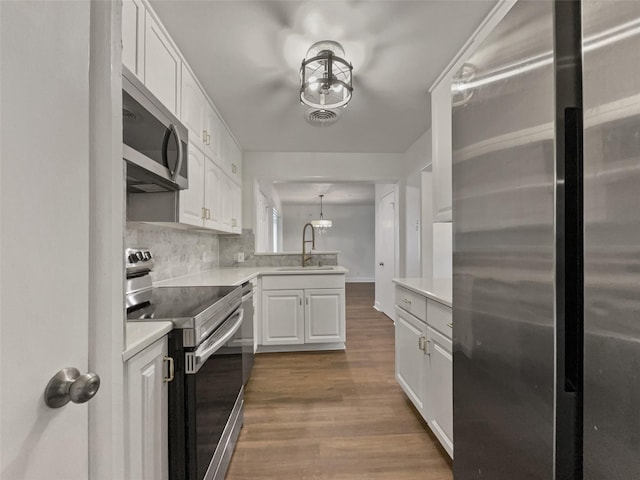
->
[123,66,188,192]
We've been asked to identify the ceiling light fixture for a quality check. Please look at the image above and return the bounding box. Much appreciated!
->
[311,194,332,235]
[300,40,353,110]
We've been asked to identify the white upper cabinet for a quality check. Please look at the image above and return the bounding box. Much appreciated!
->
[219,127,242,182]
[220,173,233,232]
[180,64,206,140]
[179,141,206,228]
[204,155,222,230]
[204,104,221,160]
[431,80,453,222]
[231,181,242,234]
[124,0,242,235]
[143,10,181,116]
[122,0,144,78]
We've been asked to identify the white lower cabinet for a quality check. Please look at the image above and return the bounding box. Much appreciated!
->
[395,308,427,411]
[260,275,346,349]
[125,337,170,480]
[394,285,453,457]
[262,288,345,346]
[262,290,305,345]
[424,326,453,456]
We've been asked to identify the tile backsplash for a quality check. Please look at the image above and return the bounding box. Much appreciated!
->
[219,229,337,267]
[125,223,219,282]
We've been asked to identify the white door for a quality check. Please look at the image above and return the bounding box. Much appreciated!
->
[375,188,396,318]
[1,3,95,478]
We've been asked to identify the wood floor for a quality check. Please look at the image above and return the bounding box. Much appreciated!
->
[226,283,453,480]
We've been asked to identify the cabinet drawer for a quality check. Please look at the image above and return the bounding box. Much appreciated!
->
[261,274,345,290]
[427,299,452,339]
[395,286,427,322]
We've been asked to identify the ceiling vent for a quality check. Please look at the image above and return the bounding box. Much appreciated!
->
[304,108,341,127]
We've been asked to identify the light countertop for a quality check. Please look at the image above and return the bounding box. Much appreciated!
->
[125,266,349,359]
[156,265,349,287]
[123,321,173,362]
[392,277,452,307]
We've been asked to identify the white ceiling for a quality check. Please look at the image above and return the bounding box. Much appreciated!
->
[150,0,497,154]
[273,181,375,205]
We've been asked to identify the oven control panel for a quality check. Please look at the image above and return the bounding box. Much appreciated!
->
[125,247,154,276]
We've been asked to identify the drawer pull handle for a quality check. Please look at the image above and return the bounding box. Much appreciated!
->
[418,336,426,351]
[164,356,174,383]
[402,298,411,304]
[447,323,453,328]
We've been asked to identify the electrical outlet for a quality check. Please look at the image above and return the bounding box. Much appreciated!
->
[237,252,245,263]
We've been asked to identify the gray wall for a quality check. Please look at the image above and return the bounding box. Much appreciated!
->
[282,204,375,282]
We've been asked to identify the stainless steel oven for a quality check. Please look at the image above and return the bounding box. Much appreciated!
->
[125,249,244,480]
[167,297,244,480]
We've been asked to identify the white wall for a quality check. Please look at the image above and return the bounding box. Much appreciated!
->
[421,170,434,279]
[401,129,432,278]
[404,171,422,277]
[281,203,375,282]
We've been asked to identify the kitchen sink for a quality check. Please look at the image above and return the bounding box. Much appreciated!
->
[275,266,336,271]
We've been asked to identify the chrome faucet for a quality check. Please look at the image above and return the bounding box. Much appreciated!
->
[301,222,315,267]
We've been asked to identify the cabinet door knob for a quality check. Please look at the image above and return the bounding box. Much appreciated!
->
[202,129,207,143]
[418,336,426,351]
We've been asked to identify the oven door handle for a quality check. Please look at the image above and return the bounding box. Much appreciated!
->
[194,308,244,369]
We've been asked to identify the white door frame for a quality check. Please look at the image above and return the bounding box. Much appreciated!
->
[88,2,125,479]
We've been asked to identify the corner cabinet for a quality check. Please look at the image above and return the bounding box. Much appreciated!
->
[394,284,453,457]
[125,336,172,480]
[260,274,346,350]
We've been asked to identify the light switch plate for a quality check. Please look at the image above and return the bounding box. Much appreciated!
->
[237,252,245,263]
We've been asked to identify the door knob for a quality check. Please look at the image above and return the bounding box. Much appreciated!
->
[44,367,101,408]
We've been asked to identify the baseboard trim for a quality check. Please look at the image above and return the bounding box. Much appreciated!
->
[256,342,346,354]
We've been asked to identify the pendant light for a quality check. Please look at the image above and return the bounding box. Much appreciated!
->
[311,194,332,235]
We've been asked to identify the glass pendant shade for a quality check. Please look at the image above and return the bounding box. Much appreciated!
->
[300,40,353,109]
[311,194,332,234]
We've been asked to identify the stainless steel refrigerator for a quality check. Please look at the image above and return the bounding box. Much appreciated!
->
[452,1,640,478]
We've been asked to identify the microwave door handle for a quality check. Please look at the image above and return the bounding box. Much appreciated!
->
[194,308,244,369]
[167,123,183,182]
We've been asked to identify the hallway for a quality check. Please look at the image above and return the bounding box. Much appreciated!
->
[226,283,453,479]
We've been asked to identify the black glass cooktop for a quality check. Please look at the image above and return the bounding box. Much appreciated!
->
[127,286,239,322]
